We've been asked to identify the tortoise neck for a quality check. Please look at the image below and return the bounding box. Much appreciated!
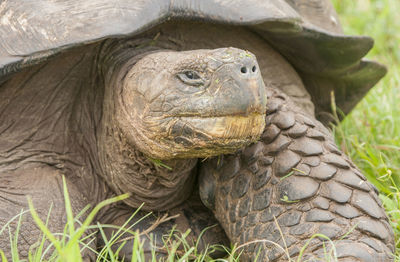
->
[97,40,197,210]
[97,120,197,210]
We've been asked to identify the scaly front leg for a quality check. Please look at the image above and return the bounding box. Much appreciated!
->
[200,88,394,261]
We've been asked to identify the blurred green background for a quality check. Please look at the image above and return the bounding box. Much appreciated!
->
[332,0,400,256]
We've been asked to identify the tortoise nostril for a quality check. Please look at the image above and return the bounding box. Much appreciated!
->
[252,66,257,72]
[241,66,248,74]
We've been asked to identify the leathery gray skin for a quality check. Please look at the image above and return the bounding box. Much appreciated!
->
[102,48,267,160]
[0,45,394,261]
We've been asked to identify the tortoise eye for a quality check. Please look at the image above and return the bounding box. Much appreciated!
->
[177,71,204,86]
[185,71,200,80]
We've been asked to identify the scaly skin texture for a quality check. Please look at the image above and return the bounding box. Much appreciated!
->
[200,88,395,261]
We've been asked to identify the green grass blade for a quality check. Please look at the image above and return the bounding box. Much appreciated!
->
[69,193,130,252]
[0,210,29,236]
[29,203,53,262]
[130,230,141,262]
[27,196,63,254]
[0,250,8,262]
[10,209,25,262]
[97,223,116,262]
[62,175,76,235]
[61,176,82,262]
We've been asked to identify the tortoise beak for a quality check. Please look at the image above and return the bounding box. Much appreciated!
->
[243,78,267,116]
[208,49,267,118]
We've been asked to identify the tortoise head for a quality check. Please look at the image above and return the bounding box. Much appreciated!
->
[114,47,267,159]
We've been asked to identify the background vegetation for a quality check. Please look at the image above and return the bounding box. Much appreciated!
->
[332,0,400,257]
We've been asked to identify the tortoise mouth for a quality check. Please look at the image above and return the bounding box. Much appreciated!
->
[180,113,266,140]
[158,113,266,159]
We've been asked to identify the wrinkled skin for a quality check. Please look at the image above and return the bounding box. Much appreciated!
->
[0,23,394,261]
[97,47,267,211]
[104,48,266,160]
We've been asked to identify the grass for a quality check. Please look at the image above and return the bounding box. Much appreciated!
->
[1,0,399,261]
[0,176,132,262]
[332,0,400,258]
[1,179,340,262]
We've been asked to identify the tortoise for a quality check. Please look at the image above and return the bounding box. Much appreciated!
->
[0,0,395,261]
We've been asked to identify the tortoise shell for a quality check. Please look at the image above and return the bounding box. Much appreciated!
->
[0,0,386,120]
